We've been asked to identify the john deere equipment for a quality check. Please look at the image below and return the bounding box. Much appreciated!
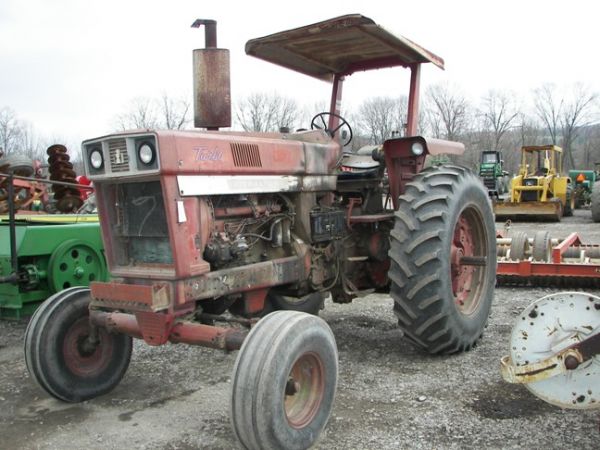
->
[494,145,573,221]
[0,214,107,319]
[569,168,597,208]
[478,150,509,197]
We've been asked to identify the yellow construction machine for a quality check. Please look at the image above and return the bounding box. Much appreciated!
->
[494,145,573,221]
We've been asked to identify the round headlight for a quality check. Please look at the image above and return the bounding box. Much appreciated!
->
[138,143,155,165]
[89,149,104,169]
[411,142,424,156]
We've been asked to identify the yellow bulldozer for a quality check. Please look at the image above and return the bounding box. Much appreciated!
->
[494,145,573,221]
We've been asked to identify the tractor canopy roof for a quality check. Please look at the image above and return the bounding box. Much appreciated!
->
[521,145,563,153]
[245,14,444,81]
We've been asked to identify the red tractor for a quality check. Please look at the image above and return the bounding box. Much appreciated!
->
[25,15,496,449]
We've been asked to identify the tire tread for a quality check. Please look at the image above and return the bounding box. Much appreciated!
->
[388,165,495,354]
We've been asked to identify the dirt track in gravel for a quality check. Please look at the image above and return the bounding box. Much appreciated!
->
[0,209,598,449]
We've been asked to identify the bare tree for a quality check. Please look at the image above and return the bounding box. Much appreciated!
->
[0,108,46,161]
[421,106,443,139]
[113,94,191,132]
[423,83,470,141]
[559,83,598,170]
[18,122,46,160]
[235,92,300,132]
[496,113,545,175]
[533,83,598,170]
[0,107,23,155]
[533,83,562,145]
[159,93,191,130]
[479,89,519,151]
[357,96,407,143]
[581,124,600,167]
[114,97,158,131]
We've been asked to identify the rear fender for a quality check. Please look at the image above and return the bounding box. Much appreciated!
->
[383,136,465,210]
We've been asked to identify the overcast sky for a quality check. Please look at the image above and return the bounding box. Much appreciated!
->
[1,0,598,145]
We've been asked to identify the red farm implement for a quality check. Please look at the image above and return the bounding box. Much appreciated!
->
[497,231,600,287]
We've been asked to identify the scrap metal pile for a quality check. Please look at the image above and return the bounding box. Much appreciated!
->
[0,145,92,215]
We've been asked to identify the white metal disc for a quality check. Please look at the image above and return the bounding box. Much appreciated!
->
[509,291,600,409]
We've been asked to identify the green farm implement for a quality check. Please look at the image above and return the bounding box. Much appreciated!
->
[0,214,106,319]
[0,145,104,319]
[568,168,597,208]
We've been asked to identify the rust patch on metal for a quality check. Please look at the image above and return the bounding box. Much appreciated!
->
[193,48,231,128]
[184,256,305,301]
[135,311,174,346]
[90,281,170,312]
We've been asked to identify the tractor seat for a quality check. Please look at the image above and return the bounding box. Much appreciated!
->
[337,153,380,178]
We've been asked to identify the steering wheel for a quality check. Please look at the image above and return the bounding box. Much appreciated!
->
[310,112,353,146]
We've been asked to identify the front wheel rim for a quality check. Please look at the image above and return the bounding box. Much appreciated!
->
[62,317,114,377]
[284,352,325,429]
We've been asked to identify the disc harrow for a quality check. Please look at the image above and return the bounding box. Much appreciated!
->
[47,144,82,213]
[496,231,600,287]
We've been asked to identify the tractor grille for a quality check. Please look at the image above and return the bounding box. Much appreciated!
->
[231,143,262,167]
[108,139,129,172]
[483,178,496,189]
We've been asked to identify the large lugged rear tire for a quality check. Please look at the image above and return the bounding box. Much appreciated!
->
[592,181,600,223]
[24,287,133,402]
[388,165,496,354]
[231,311,338,450]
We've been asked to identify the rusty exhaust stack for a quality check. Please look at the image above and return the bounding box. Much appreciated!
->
[191,19,231,130]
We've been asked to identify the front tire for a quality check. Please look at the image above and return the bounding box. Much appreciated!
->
[24,287,133,402]
[388,165,496,354]
[231,311,338,450]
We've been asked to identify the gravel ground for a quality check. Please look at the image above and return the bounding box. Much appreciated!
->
[1,209,599,449]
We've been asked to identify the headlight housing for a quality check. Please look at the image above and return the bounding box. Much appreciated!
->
[411,142,424,156]
[89,148,104,169]
[138,142,156,165]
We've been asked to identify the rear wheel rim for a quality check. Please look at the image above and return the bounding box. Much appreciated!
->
[284,352,325,429]
[450,207,487,315]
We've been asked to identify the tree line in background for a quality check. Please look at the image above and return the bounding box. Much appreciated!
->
[0,107,47,160]
[232,82,598,175]
[1,81,598,175]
